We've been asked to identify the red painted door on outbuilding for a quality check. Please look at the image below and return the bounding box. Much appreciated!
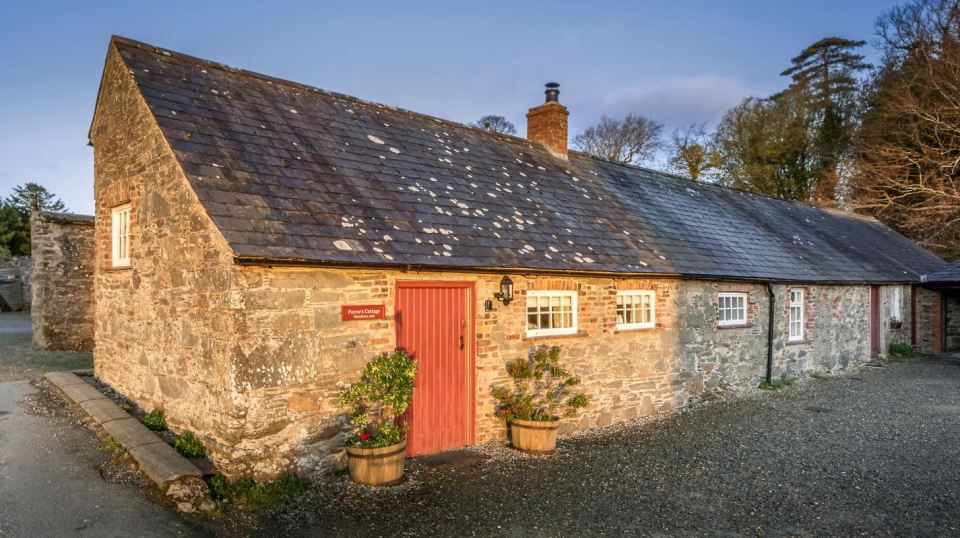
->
[870,286,880,357]
[395,282,474,456]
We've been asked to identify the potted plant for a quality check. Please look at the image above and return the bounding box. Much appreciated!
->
[491,345,589,454]
[337,350,417,486]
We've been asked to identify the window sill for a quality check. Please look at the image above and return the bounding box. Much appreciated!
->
[524,330,587,341]
[786,339,809,346]
[104,265,133,273]
[717,323,751,330]
[615,326,657,333]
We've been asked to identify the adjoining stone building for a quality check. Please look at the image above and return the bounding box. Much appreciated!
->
[30,211,96,351]
[88,36,949,480]
[921,260,960,353]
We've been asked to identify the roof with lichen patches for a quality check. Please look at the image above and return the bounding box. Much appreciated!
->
[98,36,946,283]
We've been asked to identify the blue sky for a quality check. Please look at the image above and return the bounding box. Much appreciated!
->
[0,0,900,214]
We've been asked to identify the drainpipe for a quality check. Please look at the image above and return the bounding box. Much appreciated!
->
[766,283,775,384]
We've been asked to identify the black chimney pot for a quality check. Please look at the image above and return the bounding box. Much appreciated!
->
[544,82,560,103]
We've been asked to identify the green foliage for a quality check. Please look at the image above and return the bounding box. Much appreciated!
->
[758,375,796,390]
[889,342,915,358]
[5,182,66,213]
[207,474,308,511]
[141,409,167,431]
[119,403,134,412]
[103,435,127,459]
[338,350,417,448]
[0,204,30,258]
[173,431,206,458]
[491,345,590,423]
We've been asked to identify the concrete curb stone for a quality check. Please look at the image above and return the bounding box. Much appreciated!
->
[43,371,208,511]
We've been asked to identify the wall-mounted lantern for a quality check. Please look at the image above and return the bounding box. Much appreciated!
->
[494,276,514,305]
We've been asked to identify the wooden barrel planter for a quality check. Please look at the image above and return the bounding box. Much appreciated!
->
[509,419,559,454]
[345,440,406,486]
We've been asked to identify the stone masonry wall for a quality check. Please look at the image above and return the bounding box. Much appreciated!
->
[213,267,886,480]
[30,212,96,351]
[945,293,960,351]
[91,45,240,461]
[0,256,32,310]
[915,287,942,354]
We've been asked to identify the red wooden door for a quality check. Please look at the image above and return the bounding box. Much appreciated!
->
[395,282,474,456]
[870,286,880,358]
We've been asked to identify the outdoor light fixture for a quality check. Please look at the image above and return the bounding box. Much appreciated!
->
[495,276,514,305]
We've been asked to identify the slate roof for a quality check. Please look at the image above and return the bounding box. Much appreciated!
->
[926,259,960,284]
[103,37,947,283]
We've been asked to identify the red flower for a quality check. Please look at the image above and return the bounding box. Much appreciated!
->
[359,431,371,441]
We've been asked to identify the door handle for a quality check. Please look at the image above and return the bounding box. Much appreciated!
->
[459,334,464,350]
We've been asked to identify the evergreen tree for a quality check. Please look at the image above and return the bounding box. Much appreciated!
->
[780,37,871,206]
[5,182,66,213]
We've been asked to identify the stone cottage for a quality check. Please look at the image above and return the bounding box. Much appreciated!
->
[88,36,948,479]
[920,260,960,353]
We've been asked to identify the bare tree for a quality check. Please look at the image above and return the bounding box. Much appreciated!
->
[573,113,663,165]
[471,115,517,135]
[853,0,960,259]
[668,123,721,181]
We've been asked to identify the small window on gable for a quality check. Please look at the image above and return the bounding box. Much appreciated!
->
[718,292,747,326]
[526,290,577,337]
[616,290,656,330]
[111,203,131,268]
[889,287,902,322]
[789,289,804,341]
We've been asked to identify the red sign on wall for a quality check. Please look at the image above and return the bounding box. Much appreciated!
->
[341,304,386,321]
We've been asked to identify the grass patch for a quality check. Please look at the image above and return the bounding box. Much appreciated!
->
[207,474,308,511]
[141,409,167,431]
[103,435,127,459]
[758,376,795,390]
[889,342,916,359]
[174,431,206,458]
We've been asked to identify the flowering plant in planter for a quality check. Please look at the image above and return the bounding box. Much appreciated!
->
[338,350,417,449]
[491,345,589,423]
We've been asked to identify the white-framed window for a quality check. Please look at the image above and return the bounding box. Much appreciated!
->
[616,290,656,330]
[111,203,132,267]
[717,292,747,326]
[889,287,902,322]
[526,290,578,337]
[789,289,804,341]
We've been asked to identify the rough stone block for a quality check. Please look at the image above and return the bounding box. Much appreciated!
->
[129,442,202,487]
[79,398,130,424]
[102,417,164,449]
[59,381,109,404]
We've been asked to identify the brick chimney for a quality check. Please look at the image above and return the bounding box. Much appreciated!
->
[526,82,569,159]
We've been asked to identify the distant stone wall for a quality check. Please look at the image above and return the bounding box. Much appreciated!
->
[31,211,96,351]
[945,293,960,351]
[916,287,943,354]
[0,256,32,310]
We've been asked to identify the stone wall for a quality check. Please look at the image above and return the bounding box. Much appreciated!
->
[91,45,240,467]
[945,293,960,351]
[916,287,943,354]
[0,256,32,311]
[30,212,95,351]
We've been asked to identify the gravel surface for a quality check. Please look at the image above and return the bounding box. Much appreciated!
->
[215,357,960,537]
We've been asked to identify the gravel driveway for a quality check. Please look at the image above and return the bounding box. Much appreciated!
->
[226,357,960,537]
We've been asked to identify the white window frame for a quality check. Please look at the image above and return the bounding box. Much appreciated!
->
[111,203,132,268]
[717,292,748,326]
[525,290,578,337]
[889,287,902,322]
[616,290,656,330]
[788,289,804,342]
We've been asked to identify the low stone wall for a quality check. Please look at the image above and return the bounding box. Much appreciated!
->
[31,211,96,351]
[0,256,32,310]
